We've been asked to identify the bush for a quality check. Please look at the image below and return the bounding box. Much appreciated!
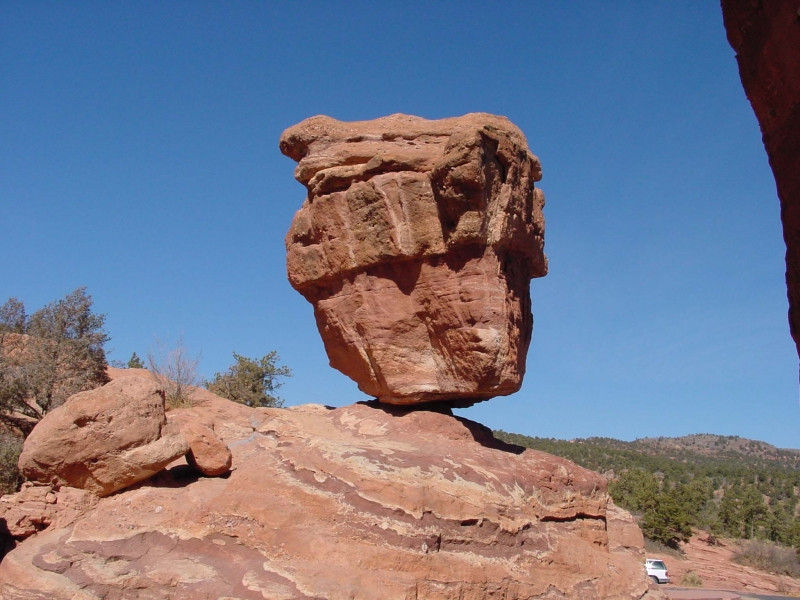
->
[0,433,23,495]
[147,336,200,409]
[644,537,684,559]
[681,571,703,587]
[0,288,109,434]
[733,539,800,577]
[206,351,291,408]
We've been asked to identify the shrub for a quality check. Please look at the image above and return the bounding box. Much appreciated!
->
[733,539,800,577]
[681,571,703,587]
[147,335,200,409]
[644,537,684,559]
[206,351,291,408]
[0,433,23,495]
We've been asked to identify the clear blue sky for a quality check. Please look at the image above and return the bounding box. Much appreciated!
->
[2,2,797,448]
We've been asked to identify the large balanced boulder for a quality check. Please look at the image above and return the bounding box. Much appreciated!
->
[0,374,661,599]
[17,375,189,497]
[282,113,547,406]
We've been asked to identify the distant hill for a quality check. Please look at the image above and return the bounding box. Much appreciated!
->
[493,430,800,552]
[631,434,800,469]
[493,431,800,476]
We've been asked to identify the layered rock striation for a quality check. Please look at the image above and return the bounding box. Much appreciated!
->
[0,372,660,600]
[721,1,800,359]
[282,113,546,406]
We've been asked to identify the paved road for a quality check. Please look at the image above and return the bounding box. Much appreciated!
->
[664,588,740,600]
[664,588,797,600]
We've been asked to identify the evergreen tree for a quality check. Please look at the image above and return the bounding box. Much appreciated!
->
[0,288,109,434]
[608,468,660,512]
[640,491,693,549]
[206,351,291,408]
[127,352,145,369]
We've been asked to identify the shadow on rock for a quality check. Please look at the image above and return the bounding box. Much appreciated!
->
[359,399,525,455]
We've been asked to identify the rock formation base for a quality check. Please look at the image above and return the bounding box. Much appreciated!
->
[0,373,661,600]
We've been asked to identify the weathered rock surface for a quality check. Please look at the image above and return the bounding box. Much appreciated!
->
[282,113,547,406]
[0,483,97,540]
[17,374,189,497]
[721,1,800,359]
[0,371,661,600]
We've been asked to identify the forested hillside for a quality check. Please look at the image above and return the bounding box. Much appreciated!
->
[495,431,800,551]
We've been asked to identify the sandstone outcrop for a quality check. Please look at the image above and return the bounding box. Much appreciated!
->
[282,113,547,406]
[0,370,661,600]
[0,483,97,540]
[17,375,189,497]
[721,1,800,359]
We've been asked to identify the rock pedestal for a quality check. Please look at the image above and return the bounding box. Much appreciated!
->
[0,371,661,600]
[282,113,547,406]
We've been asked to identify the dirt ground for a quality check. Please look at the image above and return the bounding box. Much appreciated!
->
[648,532,800,597]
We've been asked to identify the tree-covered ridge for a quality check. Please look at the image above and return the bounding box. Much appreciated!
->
[494,431,800,551]
[631,434,800,470]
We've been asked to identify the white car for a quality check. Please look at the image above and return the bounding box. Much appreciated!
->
[645,558,670,584]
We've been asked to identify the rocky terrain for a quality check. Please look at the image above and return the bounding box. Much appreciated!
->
[0,369,661,599]
[651,532,800,597]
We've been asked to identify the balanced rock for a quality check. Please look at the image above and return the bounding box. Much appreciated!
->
[17,375,189,497]
[0,379,661,600]
[282,113,547,406]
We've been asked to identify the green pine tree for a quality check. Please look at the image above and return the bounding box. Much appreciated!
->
[206,351,291,408]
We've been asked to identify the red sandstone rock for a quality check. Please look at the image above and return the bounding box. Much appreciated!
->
[0,483,97,539]
[176,419,232,477]
[0,373,662,600]
[721,1,800,359]
[282,113,547,406]
[17,376,189,497]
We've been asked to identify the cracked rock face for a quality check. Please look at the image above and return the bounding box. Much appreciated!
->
[282,113,546,406]
[0,372,658,600]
